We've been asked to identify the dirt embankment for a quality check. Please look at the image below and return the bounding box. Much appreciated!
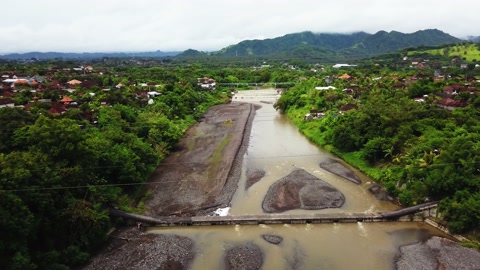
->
[143,102,257,217]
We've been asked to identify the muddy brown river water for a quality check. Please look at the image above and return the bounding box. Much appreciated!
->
[149,91,452,269]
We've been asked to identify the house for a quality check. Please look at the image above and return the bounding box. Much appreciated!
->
[0,98,14,108]
[315,86,336,90]
[303,113,313,121]
[147,91,161,98]
[48,102,68,114]
[436,98,468,110]
[81,80,97,89]
[67,79,82,88]
[338,73,352,80]
[414,97,426,102]
[309,109,325,118]
[135,91,148,99]
[443,84,463,96]
[59,96,74,105]
[198,77,216,90]
[333,64,356,68]
[342,88,354,95]
[339,104,358,113]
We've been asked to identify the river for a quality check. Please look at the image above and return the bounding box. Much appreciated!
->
[149,90,452,269]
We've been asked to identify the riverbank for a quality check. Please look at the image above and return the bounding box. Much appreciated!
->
[143,102,257,217]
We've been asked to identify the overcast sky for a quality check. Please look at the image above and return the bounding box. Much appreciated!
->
[1,0,479,54]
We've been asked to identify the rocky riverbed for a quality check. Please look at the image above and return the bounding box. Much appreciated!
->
[262,169,345,213]
[319,159,361,184]
[83,228,195,270]
[395,236,480,270]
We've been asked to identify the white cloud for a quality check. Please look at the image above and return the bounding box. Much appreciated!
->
[0,0,478,54]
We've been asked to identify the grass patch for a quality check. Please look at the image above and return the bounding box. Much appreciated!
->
[408,44,480,62]
[206,134,232,190]
[222,119,235,127]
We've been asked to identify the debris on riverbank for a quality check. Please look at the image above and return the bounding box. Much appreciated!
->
[214,207,230,216]
[262,169,345,213]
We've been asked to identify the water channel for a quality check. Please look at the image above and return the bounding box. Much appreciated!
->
[150,90,452,269]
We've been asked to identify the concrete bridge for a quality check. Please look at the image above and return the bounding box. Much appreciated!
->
[109,201,438,227]
[218,82,297,88]
[232,89,280,102]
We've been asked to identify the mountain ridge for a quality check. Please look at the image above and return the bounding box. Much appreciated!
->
[202,29,462,59]
[0,29,467,61]
[0,50,181,60]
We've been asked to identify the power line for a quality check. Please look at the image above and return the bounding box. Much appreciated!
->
[1,154,480,193]
[0,180,188,192]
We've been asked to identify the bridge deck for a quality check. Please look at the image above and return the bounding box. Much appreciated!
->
[110,201,438,227]
[157,212,384,226]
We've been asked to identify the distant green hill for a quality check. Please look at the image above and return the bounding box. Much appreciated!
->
[176,49,208,58]
[0,50,180,60]
[214,31,370,57]
[180,29,461,61]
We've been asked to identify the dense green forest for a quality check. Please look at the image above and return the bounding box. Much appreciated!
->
[0,65,234,269]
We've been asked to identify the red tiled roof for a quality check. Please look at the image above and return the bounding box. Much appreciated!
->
[15,79,28,84]
[67,79,82,85]
[48,102,67,114]
[340,104,358,111]
[437,98,468,107]
[0,98,14,105]
[60,96,73,103]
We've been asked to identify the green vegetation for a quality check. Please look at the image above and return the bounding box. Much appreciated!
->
[275,70,480,236]
[0,64,230,270]
[407,43,480,62]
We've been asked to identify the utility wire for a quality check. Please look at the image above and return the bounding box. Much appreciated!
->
[2,156,480,193]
